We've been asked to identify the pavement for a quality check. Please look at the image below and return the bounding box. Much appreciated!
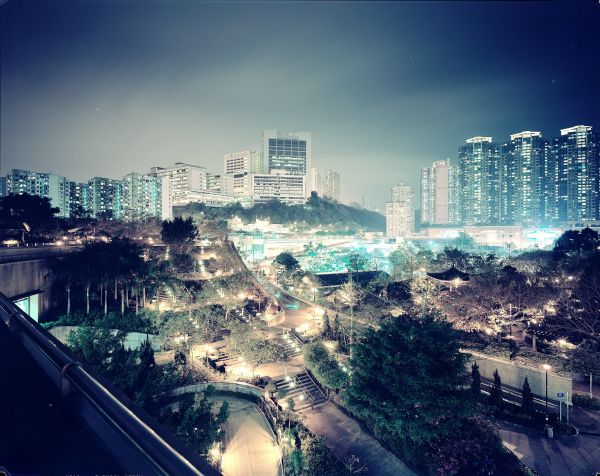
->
[253,283,415,475]
[302,402,416,476]
[498,420,600,476]
[217,397,282,476]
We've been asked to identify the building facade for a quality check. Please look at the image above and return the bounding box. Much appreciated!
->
[458,136,501,225]
[262,130,311,200]
[122,173,163,221]
[386,182,414,239]
[549,125,599,223]
[6,169,70,217]
[88,177,123,219]
[251,173,306,205]
[421,159,458,225]
[500,131,548,225]
[311,168,340,201]
[67,181,91,217]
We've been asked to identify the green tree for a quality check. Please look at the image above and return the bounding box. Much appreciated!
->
[471,362,481,399]
[161,216,198,254]
[451,232,477,251]
[287,449,305,476]
[346,252,368,273]
[571,339,600,397]
[303,435,349,476]
[321,312,332,339]
[273,252,300,273]
[489,369,503,409]
[521,376,534,414]
[304,341,348,391]
[174,394,227,456]
[0,193,59,228]
[52,253,79,315]
[332,314,341,340]
[343,316,472,445]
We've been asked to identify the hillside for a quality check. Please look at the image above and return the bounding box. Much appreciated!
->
[176,193,385,232]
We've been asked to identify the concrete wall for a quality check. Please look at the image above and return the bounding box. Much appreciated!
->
[49,326,164,351]
[172,381,265,399]
[466,350,572,403]
[0,259,54,320]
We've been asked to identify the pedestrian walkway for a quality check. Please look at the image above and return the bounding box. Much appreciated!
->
[302,402,416,476]
[498,419,600,476]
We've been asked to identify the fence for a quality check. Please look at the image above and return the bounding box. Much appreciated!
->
[464,349,572,404]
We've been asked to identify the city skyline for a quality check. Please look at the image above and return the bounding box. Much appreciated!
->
[1,1,599,209]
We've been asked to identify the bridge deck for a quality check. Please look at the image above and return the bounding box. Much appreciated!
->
[0,318,123,475]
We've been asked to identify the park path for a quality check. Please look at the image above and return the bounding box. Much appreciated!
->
[218,397,282,476]
[302,402,416,476]
[499,417,600,476]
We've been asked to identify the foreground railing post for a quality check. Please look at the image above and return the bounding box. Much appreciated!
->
[60,361,82,398]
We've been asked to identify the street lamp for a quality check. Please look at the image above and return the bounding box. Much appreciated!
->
[542,364,551,419]
[312,287,318,327]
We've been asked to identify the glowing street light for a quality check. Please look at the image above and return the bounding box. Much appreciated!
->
[542,364,551,418]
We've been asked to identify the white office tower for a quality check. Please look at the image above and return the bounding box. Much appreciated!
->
[262,130,311,200]
[150,162,207,215]
[421,159,458,225]
[386,182,414,239]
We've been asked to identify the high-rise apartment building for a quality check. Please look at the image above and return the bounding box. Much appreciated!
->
[458,136,501,225]
[88,177,123,219]
[421,159,458,225]
[500,131,548,225]
[122,173,163,221]
[0,177,6,197]
[150,162,207,217]
[549,125,599,223]
[6,169,69,217]
[361,196,371,210]
[386,182,414,239]
[311,168,340,200]
[67,181,91,217]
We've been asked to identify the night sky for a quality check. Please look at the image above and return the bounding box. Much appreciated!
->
[1,0,599,209]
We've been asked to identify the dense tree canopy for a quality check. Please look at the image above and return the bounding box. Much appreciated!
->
[0,193,59,227]
[161,216,198,254]
[303,341,348,390]
[344,316,472,444]
[177,193,386,231]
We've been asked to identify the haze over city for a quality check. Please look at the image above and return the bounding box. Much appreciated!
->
[2,0,599,207]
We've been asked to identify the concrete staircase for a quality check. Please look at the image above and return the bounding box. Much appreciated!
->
[274,371,327,411]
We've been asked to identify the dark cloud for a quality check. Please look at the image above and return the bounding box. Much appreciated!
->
[1,0,599,209]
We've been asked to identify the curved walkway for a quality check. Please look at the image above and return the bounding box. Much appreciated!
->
[216,397,282,476]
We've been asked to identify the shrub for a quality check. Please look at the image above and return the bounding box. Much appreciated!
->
[573,393,600,410]
[303,341,348,390]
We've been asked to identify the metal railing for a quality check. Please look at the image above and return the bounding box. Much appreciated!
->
[0,291,215,476]
[0,246,79,264]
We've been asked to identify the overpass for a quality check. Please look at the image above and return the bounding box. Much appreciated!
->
[0,290,218,476]
[0,246,78,321]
